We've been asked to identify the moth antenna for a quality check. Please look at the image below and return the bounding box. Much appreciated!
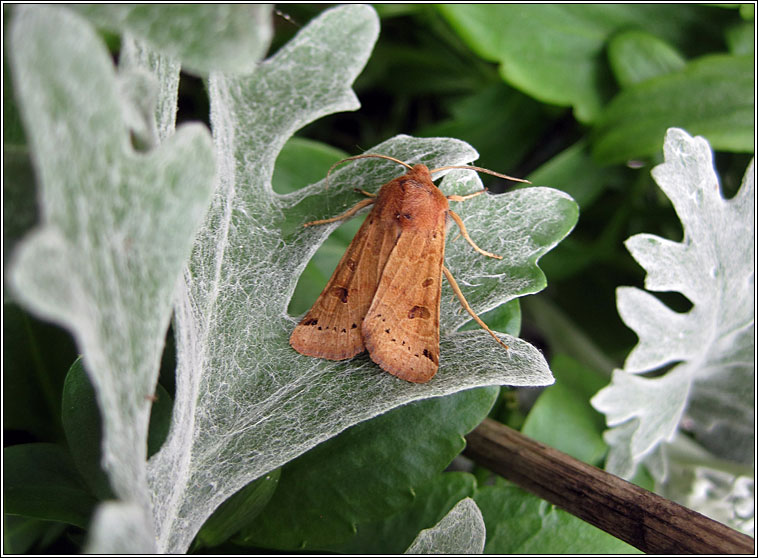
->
[429,165,530,184]
[326,154,413,189]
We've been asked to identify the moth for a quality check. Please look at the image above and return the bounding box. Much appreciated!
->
[290,154,527,383]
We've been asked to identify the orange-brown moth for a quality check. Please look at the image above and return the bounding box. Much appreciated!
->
[290,154,528,383]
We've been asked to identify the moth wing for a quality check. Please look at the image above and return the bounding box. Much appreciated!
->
[362,224,446,382]
[290,209,399,360]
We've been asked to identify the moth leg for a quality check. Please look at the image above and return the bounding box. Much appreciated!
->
[442,265,510,351]
[353,188,377,198]
[304,198,375,227]
[448,210,502,260]
[447,189,486,202]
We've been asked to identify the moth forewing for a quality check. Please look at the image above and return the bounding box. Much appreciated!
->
[289,201,395,360]
[362,218,447,382]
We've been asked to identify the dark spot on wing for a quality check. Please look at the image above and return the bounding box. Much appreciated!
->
[408,305,431,319]
[330,286,348,303]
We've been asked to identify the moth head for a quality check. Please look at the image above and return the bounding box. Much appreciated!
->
[324,153,530,190]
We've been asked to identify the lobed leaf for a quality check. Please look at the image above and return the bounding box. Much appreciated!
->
[405,497,486,554]
[146,6,384,552]
[8,5,216,550]
[437,169,578,334]
[148,4,573,551]
[592,128,755,479]
[84,501,156,554]
[77,4,273,75]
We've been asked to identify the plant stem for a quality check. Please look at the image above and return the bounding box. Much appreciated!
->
[464,418,755,554]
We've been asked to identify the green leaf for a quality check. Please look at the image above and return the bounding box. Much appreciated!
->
[607,30,686,88]
[592,54,754,163]
[522,354,608,465]
[239,387,497,550]
[61,357,173,500]
[332,472,478,554]
[725,21,755,55]
[2,303,77,441]
[272,137,347,194]
[437,5,733,123]
[405,497,485,554]
[527,139,618,210]
[76,4,273,75]
[476,482,641,554]
[3,516,67,555]
[8,4,215,537]
[196,470,281,548]
[593,129,755,479]
[437,4,609,122]
[61,358,113,500]
[4,443,98,528]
